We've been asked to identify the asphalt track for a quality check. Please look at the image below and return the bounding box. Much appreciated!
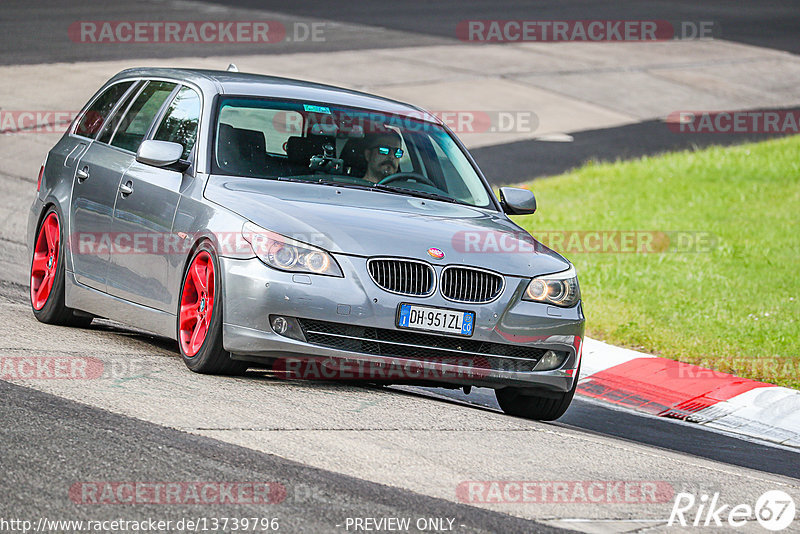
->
[1,1,799,532]
[0,276,798,532]
[3,268,799,483]
[4,0,798,179]
[224,0,800,55]
[2,0,798,65]
[408,385,800,480]
[0,379,567,533]
[471,117,797,183]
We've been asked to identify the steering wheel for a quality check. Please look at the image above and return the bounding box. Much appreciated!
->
[377,172,437,188]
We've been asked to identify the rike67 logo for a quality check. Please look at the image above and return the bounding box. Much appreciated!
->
[669,490,796,531]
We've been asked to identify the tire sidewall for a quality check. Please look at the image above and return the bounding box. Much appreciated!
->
[496,363,581,421]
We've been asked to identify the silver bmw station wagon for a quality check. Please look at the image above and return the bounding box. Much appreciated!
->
[28,68,585,420]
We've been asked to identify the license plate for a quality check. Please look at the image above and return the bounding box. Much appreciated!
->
[397,303,474,336]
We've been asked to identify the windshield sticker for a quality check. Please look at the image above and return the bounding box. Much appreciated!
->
[303,104,331,114]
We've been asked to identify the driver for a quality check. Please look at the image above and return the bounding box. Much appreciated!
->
[362,129,403,183]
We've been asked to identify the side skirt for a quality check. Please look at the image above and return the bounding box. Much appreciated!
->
[64,270,177,340]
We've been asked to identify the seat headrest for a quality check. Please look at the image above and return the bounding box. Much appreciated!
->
[217,123,267,171]
[286,135,333,166]
[340,137,368,177]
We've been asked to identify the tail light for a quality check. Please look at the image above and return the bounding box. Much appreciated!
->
[37,164,44,192]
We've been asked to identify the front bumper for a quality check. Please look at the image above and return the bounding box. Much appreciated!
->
[219,255,585,392]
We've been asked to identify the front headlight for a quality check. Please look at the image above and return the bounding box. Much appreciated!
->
[523,265,580,307]
[242,221,343,277]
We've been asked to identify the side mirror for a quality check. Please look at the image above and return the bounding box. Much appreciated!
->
[136,140,187,170]
[499,187,537,215]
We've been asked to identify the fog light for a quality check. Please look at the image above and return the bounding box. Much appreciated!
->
[272,316,289,334]
[533,350,567,371]
[270,315,306,342]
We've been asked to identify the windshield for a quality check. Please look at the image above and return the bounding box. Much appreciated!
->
[212,97,494,208]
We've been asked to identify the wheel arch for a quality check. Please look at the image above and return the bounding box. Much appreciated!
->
[33,199,72,268]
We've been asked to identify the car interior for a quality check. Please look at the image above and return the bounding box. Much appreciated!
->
[212,103,487,207]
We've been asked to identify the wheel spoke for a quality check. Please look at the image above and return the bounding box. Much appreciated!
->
[31,251,49,275]
[179,302,200,328]
[36,274,53,304]
[191,261,206,292]
[43,274,53,296]
[190,319,207,352]
[44,217,58,250]
[32,270,48,296]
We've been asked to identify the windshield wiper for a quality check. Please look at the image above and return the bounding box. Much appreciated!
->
[275,176,308,183]
[277,176,374,190]
[371,184,461,204]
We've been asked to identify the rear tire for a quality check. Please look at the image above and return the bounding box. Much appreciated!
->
[495,371,579,421]
[177,242,248,375]
[30,208,93,327]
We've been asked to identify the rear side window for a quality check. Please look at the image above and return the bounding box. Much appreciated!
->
[110,81,177,153]
[153,86,201,160]
[96,81,143,145]
[74,81,134,139]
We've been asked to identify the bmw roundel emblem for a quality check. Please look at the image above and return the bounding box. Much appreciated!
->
[427,247,445,259]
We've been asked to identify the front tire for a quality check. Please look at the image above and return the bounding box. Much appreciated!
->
[177,242,247,375]
[495,372,579,421]
[30,208,92,327]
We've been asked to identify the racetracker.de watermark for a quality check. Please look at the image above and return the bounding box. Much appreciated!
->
[433,110,538,133]
[0,111,78,134]
[453,230,717,254]
[664,357,799,383]
[270,110,539,135]
[0,356,103,380]
[457,481,675,504]
[69,230,717,257]
[667,109,800,134]
[457,20,718,42]
[69,481,287,505]
[272,356,492,382]
[68,20,327,44]
[0,356,157,380]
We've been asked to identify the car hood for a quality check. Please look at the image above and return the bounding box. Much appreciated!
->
[205,176,569,277]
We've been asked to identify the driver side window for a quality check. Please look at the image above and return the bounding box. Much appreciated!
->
[110,81,177,153]
[153,86,201,160]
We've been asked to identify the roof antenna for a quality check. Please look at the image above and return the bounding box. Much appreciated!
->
[226,63,238,72]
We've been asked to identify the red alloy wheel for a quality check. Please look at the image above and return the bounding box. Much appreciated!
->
[30,212,60,310]
[179,251,216,357]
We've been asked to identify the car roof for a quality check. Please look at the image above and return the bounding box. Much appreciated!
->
[112,67,441,123]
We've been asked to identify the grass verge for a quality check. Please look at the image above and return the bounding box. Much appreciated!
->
[514,136,800,388]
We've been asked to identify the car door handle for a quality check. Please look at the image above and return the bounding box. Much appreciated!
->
[119,181,134,196]
[76,167,90,182]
